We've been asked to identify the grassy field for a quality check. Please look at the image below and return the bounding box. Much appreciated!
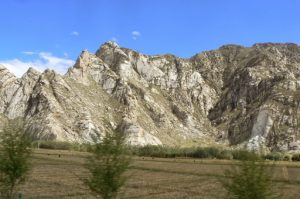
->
[18,149,300,198]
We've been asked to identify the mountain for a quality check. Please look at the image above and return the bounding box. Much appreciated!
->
[1,42,300,151]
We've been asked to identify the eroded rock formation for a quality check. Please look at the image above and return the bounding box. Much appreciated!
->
[1,42,300,150]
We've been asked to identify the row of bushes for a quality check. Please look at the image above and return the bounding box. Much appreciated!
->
[31,141,300,162]
[264,152,300,161]
[264,152,291,161]
[130,145,261,161]
[131,145,300,162]
[31,141,94,152]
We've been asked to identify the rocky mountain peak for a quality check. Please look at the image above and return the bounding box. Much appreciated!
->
[21,67,41,80]
[0,64,7,70]
[103,41,120,48]
[95,41,120,61]
[1,42,300,150]
[0,64,16,83]
[74,49,91,69]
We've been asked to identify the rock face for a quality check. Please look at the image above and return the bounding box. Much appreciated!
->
[1,42,300,150]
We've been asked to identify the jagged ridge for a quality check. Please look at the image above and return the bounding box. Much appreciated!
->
[1,42,300,150]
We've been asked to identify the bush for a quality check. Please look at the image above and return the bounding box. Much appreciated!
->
[0,119,32,198]
[131,145,188,158]
[217,150,233,160]
[283,154,291,161]
[221,152,280,199]
[32,141,94,152]
[86,132,131,199]
[37,141,73,150]
[264,152,285,161]
[77,143,94,152]
[132,146,264,161]
[292,154,300,161]
[231,149,258,161]
[192,147,211,158]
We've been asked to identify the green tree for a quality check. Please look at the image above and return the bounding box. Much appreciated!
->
[86,131,131,199]
[0,119,32,199]
[221,152,280,199]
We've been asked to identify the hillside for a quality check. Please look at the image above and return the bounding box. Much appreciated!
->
[1,42,300,151]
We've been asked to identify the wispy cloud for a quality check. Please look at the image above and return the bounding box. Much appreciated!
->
[0,52,75,77]
[131,31,141,40]
[71,31,79,36]
[21,51,36,55]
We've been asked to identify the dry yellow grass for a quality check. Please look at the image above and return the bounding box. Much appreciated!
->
[16,149,300,198]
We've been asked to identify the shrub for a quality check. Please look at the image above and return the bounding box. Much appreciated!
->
[86,131,131,199]
[77,143,94,152]
[132,146,258,160]
[231,149,258,161]
[264,152,284,161]
[217,150,233,160]
[32,141,94,152]
[221,152,280,199]
[130,145,287,161]
[292,154,300,161]
[37,141,73,150]
[283,154,291,161]
[0,119,32,199]
[191,147,217,158]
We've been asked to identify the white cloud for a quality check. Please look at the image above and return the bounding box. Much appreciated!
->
[131,31,141,40]
[132,31,141,36]
[71,31,79,36]
[21,51,36,55]
[0,52,75,77]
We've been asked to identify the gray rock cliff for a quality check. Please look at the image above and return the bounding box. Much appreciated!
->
[1,42,300,150]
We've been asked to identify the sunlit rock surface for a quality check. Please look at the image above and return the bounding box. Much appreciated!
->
[1,42,300,150]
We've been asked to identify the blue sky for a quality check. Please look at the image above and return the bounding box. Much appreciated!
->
[1,0,300,76]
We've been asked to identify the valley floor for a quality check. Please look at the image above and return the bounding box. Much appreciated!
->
[19,149,300,198]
